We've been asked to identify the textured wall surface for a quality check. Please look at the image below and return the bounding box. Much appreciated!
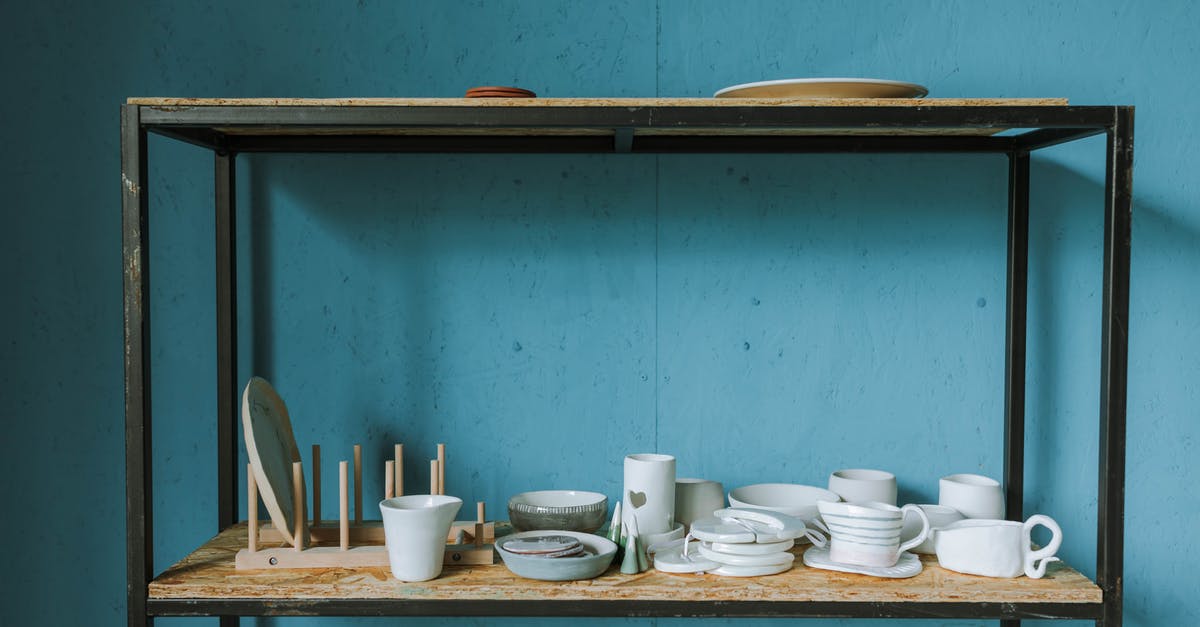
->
[1,1,1197,626]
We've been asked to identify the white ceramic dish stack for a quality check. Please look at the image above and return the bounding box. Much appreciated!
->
[651,508,822,577]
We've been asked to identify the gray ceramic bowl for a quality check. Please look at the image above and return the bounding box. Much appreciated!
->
[507,490,608,533]
[496,530,617,581]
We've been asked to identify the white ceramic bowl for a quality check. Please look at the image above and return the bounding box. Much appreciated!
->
[507,490,608,533]
[496,530,617,581]
[727,483,841,522]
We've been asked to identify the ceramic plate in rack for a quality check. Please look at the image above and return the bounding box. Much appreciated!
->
[241,377,304,546]
[803,546,923,579]
[714,78,928,99]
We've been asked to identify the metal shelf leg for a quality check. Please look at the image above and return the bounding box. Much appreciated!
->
[122,104,153,627]
[1001,149,1031,627]
[1097,108,1133,627]
[216,151,239,627]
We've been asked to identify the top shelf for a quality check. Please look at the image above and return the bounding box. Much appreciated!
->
[125,97,1127,154]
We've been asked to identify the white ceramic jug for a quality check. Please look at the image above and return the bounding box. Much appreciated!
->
[935,514,1062,578]
[379,494,462,581]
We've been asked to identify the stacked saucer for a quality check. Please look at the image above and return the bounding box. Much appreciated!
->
[502,534,585,558]
[652,508,820,577]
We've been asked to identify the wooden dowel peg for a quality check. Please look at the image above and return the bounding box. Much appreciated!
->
[292,461,304,552]
[339,461,349,551]
[353,444,363,524]
[385,460,395,499]
[475,501,485,548]
[430,459,439,496]
[247,464,258,553]
[437,443,446,495]
[394,443,403,497]
[312,444,321,525]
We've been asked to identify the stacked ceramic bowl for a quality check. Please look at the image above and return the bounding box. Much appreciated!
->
[652,508,815,577]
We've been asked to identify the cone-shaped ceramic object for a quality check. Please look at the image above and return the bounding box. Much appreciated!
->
[631,514,650,572]
[620,529,640,574]
[607,502,623,544]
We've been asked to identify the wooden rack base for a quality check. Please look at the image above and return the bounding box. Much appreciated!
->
[236,543,494,569]
[257,520,496,544]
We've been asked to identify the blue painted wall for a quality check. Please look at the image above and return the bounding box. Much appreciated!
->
[2,1,1197,626]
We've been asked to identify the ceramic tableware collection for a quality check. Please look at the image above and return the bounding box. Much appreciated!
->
[377,451,1063,584]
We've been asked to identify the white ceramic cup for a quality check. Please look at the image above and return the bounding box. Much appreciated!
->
[935,514,1063,578]
[817,500,929,568]
[379,494,462,582]
[623,453,676,535]
[828,468,897,505]
[900,504,965,554]
[939,473,1005,519]
[675,478,724,532]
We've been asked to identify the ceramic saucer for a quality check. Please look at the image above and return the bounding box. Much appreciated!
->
[802,546,923,579]
[698,543,795,567]
[652,540,719,574]
[709,538,794,555]
[710,562,793,577]
[502,535,583,556]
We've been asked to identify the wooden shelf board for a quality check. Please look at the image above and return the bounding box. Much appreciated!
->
[128,97,1067,108]
[149,524,1101,609]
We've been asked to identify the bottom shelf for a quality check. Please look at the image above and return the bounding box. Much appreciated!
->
[147,523,1102,619]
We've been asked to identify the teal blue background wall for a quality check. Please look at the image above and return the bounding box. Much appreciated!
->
[2,1,1197,625]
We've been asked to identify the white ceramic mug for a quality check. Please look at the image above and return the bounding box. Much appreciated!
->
[623,453,676,535]
[379,494,462,582]
[935,514,1062,578]
[675,478,724,532]
[939,473,1005,519]
[828,468,897,505]
[900,504,965,554]
[817,500,929,568]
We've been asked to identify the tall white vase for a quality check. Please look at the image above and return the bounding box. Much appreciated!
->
[623,453,676,535]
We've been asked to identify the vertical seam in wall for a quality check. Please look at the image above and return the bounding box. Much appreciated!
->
[653,0,661,458]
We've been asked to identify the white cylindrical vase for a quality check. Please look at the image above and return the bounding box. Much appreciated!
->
[623,453,676,536]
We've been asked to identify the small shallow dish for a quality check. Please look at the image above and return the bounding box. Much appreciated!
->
[508,490,608,533]
[714,78,928,99]
[728,483,841,523]
[496,530,617,581]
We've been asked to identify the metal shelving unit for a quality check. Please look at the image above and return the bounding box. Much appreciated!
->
[121,98,1133,626]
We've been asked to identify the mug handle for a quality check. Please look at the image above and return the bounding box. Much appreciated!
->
[896,504,930,555]
[1022,514,1063,578]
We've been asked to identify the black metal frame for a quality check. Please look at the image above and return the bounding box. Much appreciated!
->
[121,103,1133,626]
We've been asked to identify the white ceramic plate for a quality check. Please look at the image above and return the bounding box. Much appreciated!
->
[714,78,928,99]
[802,546,923,579]
[709,538,794,555]
[698,543,795,567]
[711,562,793,577]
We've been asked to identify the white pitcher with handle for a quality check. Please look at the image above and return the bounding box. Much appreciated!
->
[935,514,1062,578]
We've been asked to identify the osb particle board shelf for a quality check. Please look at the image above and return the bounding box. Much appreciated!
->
[126,97,1100,150]
[146,524,1102,618]
[128,97,1067,107]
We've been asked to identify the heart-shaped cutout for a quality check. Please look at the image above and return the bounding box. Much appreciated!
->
[628,490,648,509]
